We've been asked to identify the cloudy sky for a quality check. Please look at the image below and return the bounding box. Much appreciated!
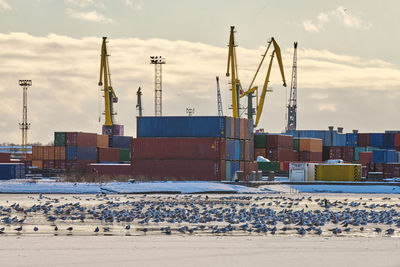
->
[1,0,400,144]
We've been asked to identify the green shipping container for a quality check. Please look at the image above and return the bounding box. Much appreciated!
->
[293,138,300,151]
[54,132,66,146]
[119,149,131,162]
[254,135,267,148]
[257,161,280,172]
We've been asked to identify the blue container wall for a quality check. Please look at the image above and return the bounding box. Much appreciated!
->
[112,136,132,149]
[235,140,240,161]
[137,116,227,138]
[383,133,395,148]
[225,139,230,160]
[225,118,232,138]
[372,149,395,163]
[226,161,232,181]
[346,133,358,147]
[77,147,97,160]
[230,161,235,178]
[0,164,15,179]
[66,146,78,160]
[387,150,396,163]
[397,152,400,163]
[334,134,346,147]
[370,133,384,148]
[235,161,240,173]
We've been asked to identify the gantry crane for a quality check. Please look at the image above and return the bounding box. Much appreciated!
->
[287,42,298,131]
[226,26,286,127]
[98,37,118,136]
[216,76,223,117]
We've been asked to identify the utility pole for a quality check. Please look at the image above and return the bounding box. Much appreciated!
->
[19,80,32,158]
[287,42,298,131]
[150,56,165,116]
[216,76,223,117]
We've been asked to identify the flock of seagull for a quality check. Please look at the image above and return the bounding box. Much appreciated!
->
[0,194,399,236]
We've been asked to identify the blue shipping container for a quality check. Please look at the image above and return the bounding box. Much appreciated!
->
[387,150,397,163]
[137,116,227,138]
[370,133,384,148]
[373,149,397,163]
[225,118,232,138]
[383,133,395,148]
[112,136,132,149]
[235,140,240,161]
[0,163,25,180]
[230,161,235,179]
[346,133,358,147]
[234,118,240,139]
[229,140,235,161]
[66,146,97,160]
[225,139,230,160]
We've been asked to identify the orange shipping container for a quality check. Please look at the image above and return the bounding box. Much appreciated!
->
[254,148,266,158]
[25,153,32,161]
[97,134,109,148]
[32,146,44,160]
[32,160,43,169]
[299,138,323,153]
[55,146,66,160]
[43,146,55,160]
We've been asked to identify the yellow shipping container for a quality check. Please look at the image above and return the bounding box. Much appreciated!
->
[97,134,109,148]
[299,138,323,152]
[315,164,361,182]
[32,160,43,169]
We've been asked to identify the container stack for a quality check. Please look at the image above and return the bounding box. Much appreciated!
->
[0,163,25,180]
[132,116,256,181]
[297,138,323,161]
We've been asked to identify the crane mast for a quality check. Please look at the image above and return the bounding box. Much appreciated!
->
[136,87,143,117]
[98,37,118,136]
[226,26,242,118]
[216,76,223,117]
[287,42,297,131]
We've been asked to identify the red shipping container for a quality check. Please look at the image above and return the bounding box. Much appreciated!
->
[132,159,225,181]
[244,119,250,140]
[54,160,66,169]
[281,161,290,171]
[239,119,245,140]
[66,132,97,147]
[254,148,266,158]
[43,146,55,160]
[244,140,250,161]
[66,160,96,170]
[298,151,322,161]
[293,151,299,161]
[87,163,132,176]
[266,135,293,149]
[395,133,400,147]
[266,148,294,162]
[132,138,226,160]
[240,161,245,172]
[43,160,55,169]
[359,152,373,166]
[323,147,342,160]
[25,153,32,161]
[374,163,384,173]
[384,163,400,178]
[358,133,370,147]
[32,146,44,160]
[342,147,355,162]
[98,147,120,162]
[54,146,66,160]
[0,152,11,163]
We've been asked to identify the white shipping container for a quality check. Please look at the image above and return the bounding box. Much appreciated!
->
[289,162,317,182]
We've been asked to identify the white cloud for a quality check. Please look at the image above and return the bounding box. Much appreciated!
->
[66,8,113,23]
[64,0,105,9]
[302,6,371,33]
[123,0,142,10]
[0,32,399,143]
[0,0,11,11]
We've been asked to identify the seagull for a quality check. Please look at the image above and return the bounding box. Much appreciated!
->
[125,225,131,230]
[54,226,58,231]
[66,227,73,231]
[14,226,23,232]
[94,227,99,233]
[34,227,38,232]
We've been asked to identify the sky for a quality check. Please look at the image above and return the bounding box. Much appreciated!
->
[1,0,400,144]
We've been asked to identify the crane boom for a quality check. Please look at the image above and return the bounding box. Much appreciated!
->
[226,26,242,118]
[98,37,118,135]
[287,42,298,131]
[216,76,223,116]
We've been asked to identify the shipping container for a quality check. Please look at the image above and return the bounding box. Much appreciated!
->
[66,160,96,170]
[240,161,245,172]
[225,161,232,181]
[54,146,66,160]
[132,138,226,160]
[234,140,240,161]
[383,163,400,178]
[244,140,250,161]
[32,160,43,169]
[234,118,240,139]
[239,118,245,140]
[87,163,131,176]
[358,133,370,147]
[239,140,245,161]
[43,160,55,169]
[298,151,322,162]
[395,133,400,147]
[0,153,10,163]
[43,146,55,160]
[98,147,120,162]
[97,134,109,148]
[119,149,131,162]
[372,149,397,163]
[257,161,280,172]
[0,163,25,179]
[383,133,395,148]
[111,136,132,149]
[370,133,384,148]
[66,132,98,147]
[323,146,342,160]
[32,146,44,160]
[345,133,358,147]
[315,164,361,181]
[266,148,294,162]
[254,148,266,159]
[249,137,254,161]
[254,134,267,148]
[137,116,228,138]
[54,132,66,146]
[342,147,355,162]
[132,159,225,181]
[266,135,293,149]
[66,146,97,161]
[293,138,299,151]
[54,160,66,169]
[225,117,233,138]
[244,119,250,140]
[334,134,346,147]
[299,138,323,152]
[229,140,235,160]
[289,162,317,182]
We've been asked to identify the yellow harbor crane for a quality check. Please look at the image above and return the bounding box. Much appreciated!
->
[98,37,118,135]
[226,26,287,127]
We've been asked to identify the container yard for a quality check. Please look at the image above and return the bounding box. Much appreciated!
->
[2,2,400,266]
